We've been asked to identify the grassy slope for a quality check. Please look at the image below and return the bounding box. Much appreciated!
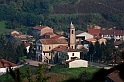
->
[51,66,100,78]
[0,65,100,82]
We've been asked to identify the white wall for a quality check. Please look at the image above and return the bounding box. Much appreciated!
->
[0,65,23,75]
[76,32,93,40]
[26,46,30,53]
[69,60,88,68]
[67,52,80,60]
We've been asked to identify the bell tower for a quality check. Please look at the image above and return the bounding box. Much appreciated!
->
[68,22,76,49]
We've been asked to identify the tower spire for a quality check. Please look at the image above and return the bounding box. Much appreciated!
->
[70,22,75,28]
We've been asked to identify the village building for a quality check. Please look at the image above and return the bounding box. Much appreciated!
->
[35,22,86,65]
[32,25,53,38]
[52,45,80,61]
[88,28,124,41]
[6,30,35,44]
[36,38,68,63]
[75,30,94,49]
[0,59,18,75]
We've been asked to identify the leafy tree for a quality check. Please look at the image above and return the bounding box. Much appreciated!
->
[94,40,101,62]
[25,67,33,82]
[87,42,94,61]
[100,42,108,62]
[59,52,69,62]
[28,44,36,59]
[36,64,49,82]
[53,52,58,64]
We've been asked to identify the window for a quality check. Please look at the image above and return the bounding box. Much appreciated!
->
[49,53,50,56]
[72,53,74,56]
[72,30,74,34]
[49,46,51,50]
[39,46,40,50]
[72,46,73,49]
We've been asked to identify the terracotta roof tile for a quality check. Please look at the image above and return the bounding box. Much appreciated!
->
[88,28,101,36]
[51,35,65,39]
[33,25,49,30]
[52,45,80,52]
[101,30,124,36]
[40,38,68,44]
[52,45,68,52]
[88,28,124,36]
[24,43,30,47]
[0,59,17,68]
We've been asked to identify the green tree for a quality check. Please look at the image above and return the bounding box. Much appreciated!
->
[94,40,101,62]
[88,42,94,61]
[28,44,35,59]
[59,52,69,63]
[36,64,49,82]
[25,67,33,82]
[53,53,58,64]
[100,42,108,62]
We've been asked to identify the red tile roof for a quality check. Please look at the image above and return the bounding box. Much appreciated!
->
[52,45,80,52]
[51,35,65,39]
[0,59,17,68]
[33,25,49,30]
[101,30,124,35]
[40,38,68,44]
[52,45,68,52]
[88,28,101,36]
[24,43,30,47]
[88,28,124,36]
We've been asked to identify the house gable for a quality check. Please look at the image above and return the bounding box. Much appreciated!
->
[76,32,94,40]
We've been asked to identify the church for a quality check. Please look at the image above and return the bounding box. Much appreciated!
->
[35,22,81,63]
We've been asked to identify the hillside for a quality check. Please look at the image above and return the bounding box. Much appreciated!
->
[0,0,124,34]
[52,0,124,14]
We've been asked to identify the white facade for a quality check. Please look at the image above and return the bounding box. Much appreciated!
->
[101,34,124,41]
[0,65,23,75]
[69,60,88,68]
[26,46,30,53]
[67,52,80,60]
[76,32,94,40]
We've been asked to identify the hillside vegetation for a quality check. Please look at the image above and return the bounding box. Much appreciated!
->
[52,0,124,14]
[0,65,100,82]
[0,0,124,34]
